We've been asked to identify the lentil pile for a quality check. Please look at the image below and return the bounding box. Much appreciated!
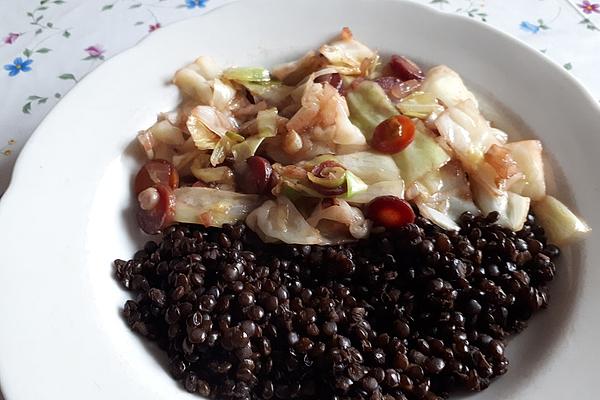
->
[114,211,559,400]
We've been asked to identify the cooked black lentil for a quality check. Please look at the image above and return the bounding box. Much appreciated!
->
[114,211,559,399]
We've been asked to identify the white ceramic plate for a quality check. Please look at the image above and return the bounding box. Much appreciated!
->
[1,0,599,399]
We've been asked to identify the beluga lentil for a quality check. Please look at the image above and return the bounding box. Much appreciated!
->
[114,211,558,399]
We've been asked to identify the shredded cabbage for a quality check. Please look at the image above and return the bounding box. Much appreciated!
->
[345,171,368,198]
[307,199,370,241]
[241,81,294,106]
[192,56,222,80]
[421,65,478,108]
[191,165,235,185]
[397,91,445,120]
[505,140,546,200]
[174,57,227,105]
[272,51,325,85]
[257,108,279,137]
[335,151,400,184]
[346,81,398,140]
[471,178,530,231]
[133,32,591,245]
[137,130,156,159]
[319,28,376,76]
[223,67,270,82]
[345,180,404,204]
[411,162,480,230]
[246,196,324,244]
[532,196,591,244]
[287,79,366,146]
[174,187,262,227]
[393,121,451,185]
[173,67,212,104]
[148,120,185,146]
[434,99,500,168]
[231,136,265,163]
[187,106,237,150]
[210,132,244,166]
[244,196,370,245]
[211,78,236,111]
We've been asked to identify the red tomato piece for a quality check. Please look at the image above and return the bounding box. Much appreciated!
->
[371,115,415,154]
[366,196,415,228]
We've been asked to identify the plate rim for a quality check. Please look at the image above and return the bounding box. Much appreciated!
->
[0,0,599,399]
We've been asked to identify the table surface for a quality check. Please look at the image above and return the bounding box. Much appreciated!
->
[0,0,599,397]
[1,0,599,195]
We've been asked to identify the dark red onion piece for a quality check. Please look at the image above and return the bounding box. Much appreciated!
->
[312,185,346,197]
[389,55,424,81]
[237,156,273,194]
[375,76,403,92]
[374,77,421,99]
[315,73,343,93]
[137,184,176,234]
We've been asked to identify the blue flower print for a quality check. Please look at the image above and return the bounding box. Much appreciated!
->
[520,21,540,33]
[4,57,33,77]
[185,0,207,8]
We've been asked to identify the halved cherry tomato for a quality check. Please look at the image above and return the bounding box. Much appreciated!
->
[366,196,415,228]
[371,115,415,154]
[134,159,179,194]
[136,184,176,234]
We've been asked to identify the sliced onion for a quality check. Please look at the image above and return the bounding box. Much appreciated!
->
[308,160,347,188]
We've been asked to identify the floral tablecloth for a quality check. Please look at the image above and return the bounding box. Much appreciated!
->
[0,0,599,398]
[0,0,599,196]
